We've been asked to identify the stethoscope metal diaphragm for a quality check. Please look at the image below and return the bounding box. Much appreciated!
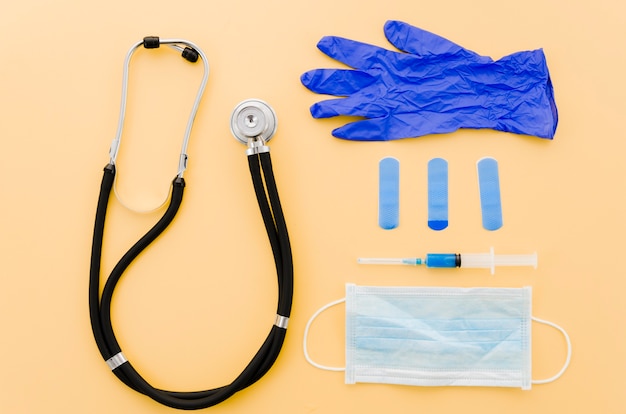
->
[230,99,278,144]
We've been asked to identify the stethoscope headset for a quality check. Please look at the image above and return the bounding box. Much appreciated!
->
[89,37,293,410]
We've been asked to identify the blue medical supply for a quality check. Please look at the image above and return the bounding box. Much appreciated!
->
[378,157,399,229]
[427,158,448,230]
[303,285,572,389]
[346,285,534,388]
[358,247,537,274]
[477,157,503,230]
[301,20,558,141]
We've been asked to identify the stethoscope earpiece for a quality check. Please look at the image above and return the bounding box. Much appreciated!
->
[142,36,160,49]
[141,36,200,62]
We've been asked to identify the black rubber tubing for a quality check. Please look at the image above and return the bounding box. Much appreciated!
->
[89,153,293,410]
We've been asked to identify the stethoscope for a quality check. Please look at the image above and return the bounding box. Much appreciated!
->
[89,37,293,410]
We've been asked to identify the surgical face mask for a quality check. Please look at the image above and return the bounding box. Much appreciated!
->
[304,284,571,390]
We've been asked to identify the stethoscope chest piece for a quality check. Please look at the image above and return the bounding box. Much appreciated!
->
[230,99,277,144]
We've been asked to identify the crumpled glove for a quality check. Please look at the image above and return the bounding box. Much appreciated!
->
[301,20,558,141]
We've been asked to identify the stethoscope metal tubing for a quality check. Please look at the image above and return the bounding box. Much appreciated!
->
[108,38,210,178]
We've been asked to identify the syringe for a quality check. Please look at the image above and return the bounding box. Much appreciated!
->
[358,248,537,274]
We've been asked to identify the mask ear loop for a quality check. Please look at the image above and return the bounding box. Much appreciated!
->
[531,316,572,384]
[303,298,346,372]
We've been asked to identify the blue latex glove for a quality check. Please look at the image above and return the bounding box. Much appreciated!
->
[301,21,558,141]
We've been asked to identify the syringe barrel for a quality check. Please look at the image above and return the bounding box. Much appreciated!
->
[460,250,537,274]
[425,253,460,268]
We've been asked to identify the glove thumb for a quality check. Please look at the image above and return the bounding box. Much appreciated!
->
[384,20,491,63]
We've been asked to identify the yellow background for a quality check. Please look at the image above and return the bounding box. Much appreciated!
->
[1,0,624,412]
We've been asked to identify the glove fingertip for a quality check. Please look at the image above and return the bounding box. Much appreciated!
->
[316,36,336,55]
[332,124,378,141]
[384,20,405,38]
[310,103,332,119]
[300,71,313,87]
[383,20,399,33]
[384,20,418,53]
[309,103,320,118]
[383,20,401,48]
[331,127,350,140]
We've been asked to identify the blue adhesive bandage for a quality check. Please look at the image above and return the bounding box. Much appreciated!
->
[379,157,399,229]
[477,157,503,231]
[427,158,448,230]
